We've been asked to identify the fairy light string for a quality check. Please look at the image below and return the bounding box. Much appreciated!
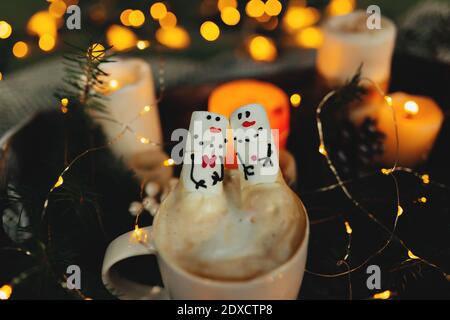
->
[307,77,448,295]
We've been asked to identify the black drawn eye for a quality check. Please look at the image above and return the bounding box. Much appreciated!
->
[224,138,228,143]
[258,127,263,131]
[245,138,250,142]
[254,133,259,138]
[238,113,242,120]
[199,141,204,145]
[206,115,212,120]
[215,116,220,121]
[233,137,237,140]
[245,111,250,118]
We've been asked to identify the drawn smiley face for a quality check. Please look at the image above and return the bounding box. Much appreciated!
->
[230,104,271,135]
[188,111,228,155]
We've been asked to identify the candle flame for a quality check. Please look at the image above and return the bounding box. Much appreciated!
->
[404,100,419,116]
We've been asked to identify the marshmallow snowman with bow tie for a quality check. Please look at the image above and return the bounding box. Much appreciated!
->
[180,111,228,194]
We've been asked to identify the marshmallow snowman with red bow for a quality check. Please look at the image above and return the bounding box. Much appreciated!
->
[230,104,279,185]
[180,111,228,194]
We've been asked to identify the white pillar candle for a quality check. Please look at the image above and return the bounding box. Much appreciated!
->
[376,92,444,167]
[317,10,396,91]
[94,58,162,159]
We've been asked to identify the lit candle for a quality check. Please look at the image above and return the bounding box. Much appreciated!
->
[317,10,396,92]
[376,92,444,167]
[208,79,290,148]
[92,58,162,159]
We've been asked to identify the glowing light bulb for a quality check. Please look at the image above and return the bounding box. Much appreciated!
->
[418,196,427,204]
[295,26,323,48]
[106,25,137,52]
[120,9,133,26]
[421,174,430,184]
[221,7,240,26]
[131,224,148,242]
[136,40,150,50]
[218,0,237,11]
[141,105,151,114]
[61,98,69,113]
[0,72,3,81]
[163,158,175,167]
[88,43,105,60]
[385,95,393,106]
[159,12,177,28]
[109,79,119,90]
[246,0,265,18]
[397,205,403,217]
[290,93,302,107]
[140,137,150,144]
[12,41,29,59]
[200,21,220,41]
[344,221,352,234]
[0,285,12,300]
[407,250,419,259]
[265,0,282,16]
[373,290,391,300]
[248,35,277,62]
[404,100,419,116]
[319,143,327,156]
[129,10,145,27]
[54,176,64,188]
[39,34,56,51]
[381,168,392,175]
[150,2,167,20]
[0,21,12,39]
[155,26,190,49]
[327,0,355,17]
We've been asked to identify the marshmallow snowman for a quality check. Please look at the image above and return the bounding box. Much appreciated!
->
[230,104,279,185]
[180,111,228,194]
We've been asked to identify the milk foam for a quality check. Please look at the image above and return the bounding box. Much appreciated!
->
[153,170,306,281]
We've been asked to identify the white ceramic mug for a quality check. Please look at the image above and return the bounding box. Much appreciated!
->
[102,213,309,300]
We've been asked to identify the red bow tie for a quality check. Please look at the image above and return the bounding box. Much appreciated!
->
[202,155,217,168]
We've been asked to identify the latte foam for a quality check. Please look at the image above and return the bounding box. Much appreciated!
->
[152,170,307,281]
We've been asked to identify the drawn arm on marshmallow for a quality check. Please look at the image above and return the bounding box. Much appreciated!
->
[230,104,279,185]
[180,111,228,194]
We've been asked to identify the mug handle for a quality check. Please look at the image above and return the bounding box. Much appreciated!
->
[101,226,168,300]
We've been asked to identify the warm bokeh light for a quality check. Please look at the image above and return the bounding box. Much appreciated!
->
[246,0,265,18]
[373,290,391,300]
[129,10,145,27]
[404,100,419,116]
[385,95,393,106]
[106,25,137,51]
[48,0,67,18]
[418,196,427,203]
[27,11,57,36]
[319,143,327,156]
[163,158,175,167]
[248,35,277,62]
[397,205,403,217]
[120,9,133,26]
[54,176,64,188]
[221,7,240,26]
[0,285,12,300]
[421,174,430,184]
[0,72,3,81]
[0,21,12,39]
[344,221,352,234]
[265,0,282,16]
[136,40,150,50]
[283,6,320,32]
[200,21,220,41]
[327,0,355,16]
[109,79,119,89]
[159,12,177,28]
[295,26,323,48]
[39,34,56,51]
[89,43,106,60]
[61,98,69,107]
[218,0,237,11]
[290,93,302,107]
[407,250,419,259]
[12,41,29,58]
[150,2,168,20]
[156,26,190,49]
